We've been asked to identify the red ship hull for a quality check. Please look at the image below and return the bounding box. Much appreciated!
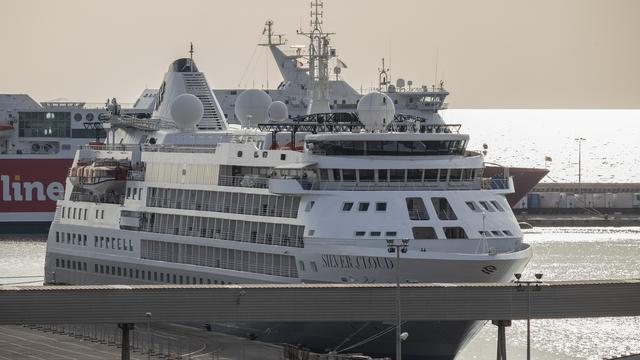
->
[484,165,549,206]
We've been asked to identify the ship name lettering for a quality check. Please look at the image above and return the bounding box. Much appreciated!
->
[321,255,394,270]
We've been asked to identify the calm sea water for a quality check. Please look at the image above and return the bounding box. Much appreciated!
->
[1,227,639,359]
[444,109,640,183]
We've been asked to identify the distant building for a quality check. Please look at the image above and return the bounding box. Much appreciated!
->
[515,183,640,210]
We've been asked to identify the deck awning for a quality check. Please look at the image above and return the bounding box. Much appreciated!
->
[274,162,317,170]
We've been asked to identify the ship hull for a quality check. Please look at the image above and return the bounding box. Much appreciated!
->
[484,166,549,207]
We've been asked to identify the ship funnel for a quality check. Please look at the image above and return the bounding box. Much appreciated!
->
[152,57,228,131]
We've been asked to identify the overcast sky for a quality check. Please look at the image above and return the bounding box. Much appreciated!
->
[1,0,639,108]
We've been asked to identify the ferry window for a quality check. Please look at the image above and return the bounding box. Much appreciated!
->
[398,141,413,155]
[332,169,341,181]
[280,154,286,160]
[407,169,422,182]
[305,201,315,212]
[466,201,478,211]
[86,113,94,122]
[479,201,494,212]
[56,232,59,243]
[320,169,329,181]
[311,261,318,272]
[160,273,164,282]
[358,202,370,211]
[126,188,131,198]
[61,207,65,219]
[406,197,429,220]
[100,265,104,274]
[308,229,315,236]
[438,169,448,182]
[133,188,138,199]
[299,261,306,272]
[129,240,133,251]
[262,151,268,158]
[95,209,99,218]
[358,169,375,182]
[18,111,70,138]
[100,236,104,247]
[106,238,110,248]
[74,113,82,121]
[412,227,438,240]
[462,169,475,181]
[382,141,397,153]
[67,233,71,243]
[73,208,77,219]
[444,227,468,239]
[490,200,505,212]
[491,231,502,237]
[503,230,513,236]
[117,238,121,250]
[390,169,405,182]
[367,141,383,155]
[377,169,388,182]
[424,169,438,182]
[56,259,59,267]
[386,231,397,237]
[370,231,381,237]
[342,202,353,211]
[355,231,366,236]
[101,210,105,219]
[83,209,87,220]
[449,169,462,182]
[342,169,356,181]
[237,151,243,157]
[431,197,457,220]
[94,264,98,272]
[83,235,87,246]
[376,202,387,211]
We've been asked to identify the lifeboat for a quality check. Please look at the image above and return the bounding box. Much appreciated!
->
[0,124,14,138]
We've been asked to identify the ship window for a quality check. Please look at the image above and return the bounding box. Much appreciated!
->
[377,169,388,182]
[308,229,315,236]
[305,201,315,211]
[390,169,405,182]
[342,169,356,181]
[320,169,329,181]
[332,169,341,181]
[466,201,479,211]
[355,231,366,236]
[431,197,457,220]
[439,169,448,182]
[342,202,354,211]
[86,113,94,122]
[376,202,387,211]
[299,261,306,272]
[100,265,104,274]
[407,169,422,181]
[132,188,138,199]
[55,258,59,267]
[358,202,370,211]
[412,227,438,240]
[491,231,502,237]
[490,200,505,212]
[444,227,468,239]
[358,169,375,182]
[479,201,494,212]
[280,154,286,160]
[66,233,70,243]
[101,210,105,219]
[310,261,318,272]
[61,207,65,219]
[95,209,99,218]
[449,169,462,182]
[262,151,268,158]
[74,113,82,121]
[56,232,59,243]
[503,230,513,236]
[370,231,381,237]
[406,197,429,220]
[386,231,397,237]
[237,151,243,157]
[424,169,439,181]
[83,209,87,220]
[83,235,87,246]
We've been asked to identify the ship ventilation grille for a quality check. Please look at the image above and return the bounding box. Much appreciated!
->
[182,73,227,130]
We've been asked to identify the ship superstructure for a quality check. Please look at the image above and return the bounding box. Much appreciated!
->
[44,56,531,359]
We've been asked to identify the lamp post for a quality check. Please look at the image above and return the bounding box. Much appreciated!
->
[145,312,152,360]
[574,137,586,194]
[514,273,543,360]
[387,238,410,360]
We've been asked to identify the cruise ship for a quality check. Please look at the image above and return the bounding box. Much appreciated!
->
[44,53,532,359]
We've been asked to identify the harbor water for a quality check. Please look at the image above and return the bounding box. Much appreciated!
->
[1,227,639,359]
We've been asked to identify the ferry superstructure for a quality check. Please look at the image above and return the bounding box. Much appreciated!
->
[44,57,531,359]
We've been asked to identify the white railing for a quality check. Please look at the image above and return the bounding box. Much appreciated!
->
[138,224,304,248]
[127,171,145,181]
[142,144,217,154]
[145,197,298,218]
[217,175,270,189]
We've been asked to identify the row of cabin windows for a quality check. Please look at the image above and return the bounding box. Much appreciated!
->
[355,231,397,237]
[55,231,87,246]
[298,260,319,272]
[94,235,134,251]
[341,202,387,212]
[55,258,88,271]
[479,230,514,237]
[237,150,286,161]
[466,200,505,212]
[61,206,88,220]
[412,227,467,239]
[126,187,143,200]
[307,139,467,156]
[319,168,480,183]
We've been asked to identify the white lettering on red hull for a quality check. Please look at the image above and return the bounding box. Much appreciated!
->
[0,174,64,202]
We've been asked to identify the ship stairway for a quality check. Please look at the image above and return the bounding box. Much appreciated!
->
[182,73,226,130]
[53,205,62,223]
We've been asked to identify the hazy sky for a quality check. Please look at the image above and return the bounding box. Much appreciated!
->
[1,0,639,108]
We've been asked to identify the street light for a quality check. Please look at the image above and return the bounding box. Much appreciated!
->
[145,312,152,360]
[574,137,586,194]
[514,273,543,360]
[387,238,410,360]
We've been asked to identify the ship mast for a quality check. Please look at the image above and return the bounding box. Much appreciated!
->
[297,0,335,114]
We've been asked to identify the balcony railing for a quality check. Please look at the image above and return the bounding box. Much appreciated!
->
[145,197,298,218]
[217,175,270,189]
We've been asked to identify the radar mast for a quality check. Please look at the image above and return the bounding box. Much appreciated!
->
[297,0,335,114]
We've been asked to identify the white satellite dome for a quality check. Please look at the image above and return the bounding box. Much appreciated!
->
[357,92,395,132]
[170,93,203,130]
[235,89,272,128]
[268,101,288,122]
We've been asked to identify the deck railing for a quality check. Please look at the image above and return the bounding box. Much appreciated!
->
[145,197,298,218]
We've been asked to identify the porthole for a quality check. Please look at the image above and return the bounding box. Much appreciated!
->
[74,113,82,121]
[86,113,94,122]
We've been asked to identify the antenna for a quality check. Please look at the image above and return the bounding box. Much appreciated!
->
[189,42,195,72]
[434,47,439,90]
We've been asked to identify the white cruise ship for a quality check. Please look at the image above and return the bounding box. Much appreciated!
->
[44,56,531,359]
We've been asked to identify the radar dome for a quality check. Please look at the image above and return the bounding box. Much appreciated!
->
[268,101,288,122]
[235,89,272,128]
[357,92,395,132]
[170,93,203,130]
